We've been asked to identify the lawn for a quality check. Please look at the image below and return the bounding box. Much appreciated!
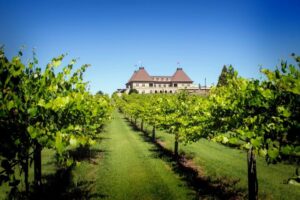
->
[92,111,196,200]
[140,120,300,200]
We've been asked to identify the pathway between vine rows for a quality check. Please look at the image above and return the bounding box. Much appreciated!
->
[93,111,196,200]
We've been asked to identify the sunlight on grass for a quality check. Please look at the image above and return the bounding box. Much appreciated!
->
[142,122,300,200]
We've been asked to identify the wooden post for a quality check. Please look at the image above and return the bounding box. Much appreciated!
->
[141,119,144,132]
[24,156,29,193]
[34,142,42,188]
[247,146,258,200]
[152,125,156,141]
[174,133,179,158]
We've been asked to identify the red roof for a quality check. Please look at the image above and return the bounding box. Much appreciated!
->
[127,67,193,83]
[128,67,153,82]
[171,68,193,82]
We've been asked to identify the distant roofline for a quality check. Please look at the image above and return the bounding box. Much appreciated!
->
[170,80,193,83]
[127,80,193,83]
[151,76,173,78]
[127,67,193,84]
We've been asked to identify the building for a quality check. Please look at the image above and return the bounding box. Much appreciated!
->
[123,67,207,94]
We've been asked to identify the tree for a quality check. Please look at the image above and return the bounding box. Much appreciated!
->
[217,65,235,87]
[129,88,138,94]
[96,90,104,95]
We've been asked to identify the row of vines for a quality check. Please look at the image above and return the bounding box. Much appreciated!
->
[113,55,300,200]
[0,49,112,197]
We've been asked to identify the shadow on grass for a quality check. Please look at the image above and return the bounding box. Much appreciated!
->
[124,118,141,132]
[27,165,108,200]
[30,141,110,199]
[69,145,109,165]
[124,116,245,200]
[9,142,110,200]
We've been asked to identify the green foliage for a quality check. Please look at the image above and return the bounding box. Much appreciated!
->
[208,56,300,163]
[0,48,112,191]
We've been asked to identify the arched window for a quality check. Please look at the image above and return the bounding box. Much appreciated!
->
[170,90,172,93]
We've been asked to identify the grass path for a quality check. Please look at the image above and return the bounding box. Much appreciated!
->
[91,111,196,200]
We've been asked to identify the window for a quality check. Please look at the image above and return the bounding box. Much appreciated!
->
[169,83,172,87]
[163,84,166,87]
[136,83,139,86]
[155,90,157,93]
[142,90,145,94]
[159,84,161,87]
[149,83,153,87]
[174,83,177,87]
[170,90,172,93]
[150,90,153,93]
[142,83,145,87]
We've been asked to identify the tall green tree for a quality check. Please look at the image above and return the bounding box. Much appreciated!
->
[217,65,235,87]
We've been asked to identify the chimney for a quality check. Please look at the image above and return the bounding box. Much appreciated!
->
[177,67,182,70]
[139,67,144,70]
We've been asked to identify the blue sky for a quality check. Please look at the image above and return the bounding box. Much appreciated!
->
[1,0,300,94]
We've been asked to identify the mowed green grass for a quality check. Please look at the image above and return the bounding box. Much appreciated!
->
[141,122,300,200]
[90,111,196,200]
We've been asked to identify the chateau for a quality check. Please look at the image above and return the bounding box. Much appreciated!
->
[122,67,206,94]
